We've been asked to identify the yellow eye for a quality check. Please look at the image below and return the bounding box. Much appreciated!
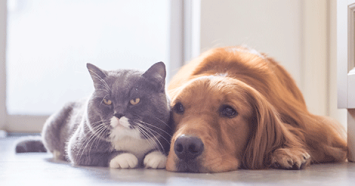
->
[103,98,112,105]
[130,98,140,105]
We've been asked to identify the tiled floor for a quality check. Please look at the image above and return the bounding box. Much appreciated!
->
[1,136,355,186]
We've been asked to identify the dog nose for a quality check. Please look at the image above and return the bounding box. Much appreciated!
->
[174,135,204,160]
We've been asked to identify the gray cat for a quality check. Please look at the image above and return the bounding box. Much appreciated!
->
[16,62,172,169]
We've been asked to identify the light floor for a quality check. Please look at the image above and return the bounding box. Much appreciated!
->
[1,136,355,186]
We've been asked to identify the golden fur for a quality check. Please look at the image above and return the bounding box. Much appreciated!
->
[166,46,347,173]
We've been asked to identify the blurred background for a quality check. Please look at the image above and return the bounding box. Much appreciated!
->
[0,0,345,133]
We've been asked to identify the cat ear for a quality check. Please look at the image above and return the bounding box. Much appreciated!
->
[86,63,108,89]
[143,62,166,90]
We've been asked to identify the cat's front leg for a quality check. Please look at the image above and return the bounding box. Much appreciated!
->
[143,150,167,169]
[67,130,111,166]
[109,153,138,169]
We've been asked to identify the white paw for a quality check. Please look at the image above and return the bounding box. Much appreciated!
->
[143,151,167,169]
[109,153,138,169]
[53,150,61,160]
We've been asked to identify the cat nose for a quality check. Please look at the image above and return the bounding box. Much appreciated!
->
[114,113,124,119]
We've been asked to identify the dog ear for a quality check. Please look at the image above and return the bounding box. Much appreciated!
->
[241,92,288,169]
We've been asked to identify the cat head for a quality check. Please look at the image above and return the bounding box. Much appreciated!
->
[86,62,171,153]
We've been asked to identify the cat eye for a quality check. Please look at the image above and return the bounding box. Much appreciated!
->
[130,98,140,105]
[103,98,112,105]
[220,105,238,118]
[173,102,184,114]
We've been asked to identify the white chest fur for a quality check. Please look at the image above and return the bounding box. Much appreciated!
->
[109,116,157,160]
[111,137,156,160]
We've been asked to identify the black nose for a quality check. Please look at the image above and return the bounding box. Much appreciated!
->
[174,135,204,160]
[114,113,124,119]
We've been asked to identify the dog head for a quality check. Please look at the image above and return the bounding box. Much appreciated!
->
[166,73,287,173]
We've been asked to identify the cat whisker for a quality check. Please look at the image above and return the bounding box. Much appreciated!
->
[136,127,156,150]
[137,121,171,144]
[89,121,111,133]
[137,120,172,137]
[79,123,110,160]
[137,122,171,146]
[79,127,100,160]
[89,125,108,158]
[151,116,172,129]
[78,121,109,159]
[86,130,102,161]
[136,123,166,153]
[132,114,171,130]
[135,125,157,148]
[95,126,111,141]
[140,128,166,155]
[154,133,171,145]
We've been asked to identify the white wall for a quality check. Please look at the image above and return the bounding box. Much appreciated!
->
[200,0,302,86]
[0,0,6,130]
[329,0,347,126]
[6,0,170,115]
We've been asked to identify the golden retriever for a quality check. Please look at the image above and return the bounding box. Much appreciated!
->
[166,46,347,173]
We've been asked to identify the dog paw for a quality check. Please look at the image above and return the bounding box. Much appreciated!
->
[270,148,310,170]
[143,151,167,169]
[109,153,138,169]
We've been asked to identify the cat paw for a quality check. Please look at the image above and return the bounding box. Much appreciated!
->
[109,153,138,169]
[53,150,61,160]
[143,151,167,169]
[270,148,310,170]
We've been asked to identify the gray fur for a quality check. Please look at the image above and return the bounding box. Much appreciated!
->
[17,62,172,167]
[15,136,47,153]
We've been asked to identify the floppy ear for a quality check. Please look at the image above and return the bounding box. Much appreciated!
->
[143,62,166,92]
[241,92,287,169]
[87,63,108,89]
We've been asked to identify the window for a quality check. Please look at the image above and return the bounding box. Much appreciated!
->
[0,0,184,132]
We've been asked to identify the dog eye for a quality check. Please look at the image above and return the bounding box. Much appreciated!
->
[173,102,185,114]
[220,105,238,118]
